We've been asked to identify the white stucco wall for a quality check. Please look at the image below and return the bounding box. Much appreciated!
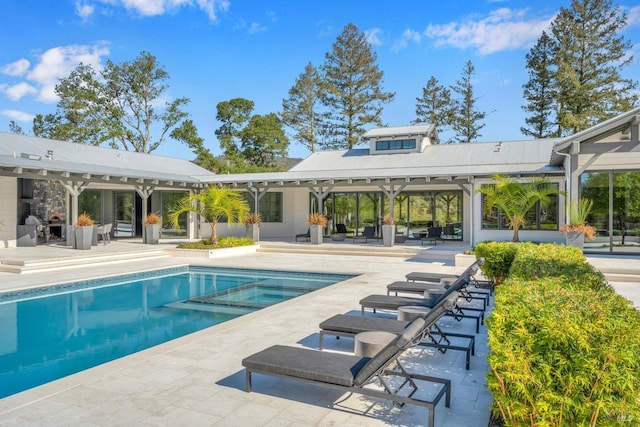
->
[201,187,312,241]
[0,176,17,248]
[470,178,567,246]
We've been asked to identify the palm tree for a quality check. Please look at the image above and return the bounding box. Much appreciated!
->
[168,186,249,245]
[477,174,561,242]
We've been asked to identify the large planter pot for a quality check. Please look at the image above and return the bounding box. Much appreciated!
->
[144,224,161,244]
[310,224,324,245]
[565,231,585,250]
[246,223,260,242]
[382,224,395,247]
[74,226,93,250]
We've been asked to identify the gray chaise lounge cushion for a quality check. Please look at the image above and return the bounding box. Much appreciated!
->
[320,314,409,335]
[242,318,426,388]
[242,345,368,387]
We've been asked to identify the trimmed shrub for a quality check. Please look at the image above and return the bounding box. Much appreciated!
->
[509,242,610,291]
[177,236,254,249]
[487,278,640,425]
[474,241,518,286]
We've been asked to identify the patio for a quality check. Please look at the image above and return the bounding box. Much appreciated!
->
[0,240,638,426]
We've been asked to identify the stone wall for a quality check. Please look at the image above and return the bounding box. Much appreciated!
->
[32,179,68,241]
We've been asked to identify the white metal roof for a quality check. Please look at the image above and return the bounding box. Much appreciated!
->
[360,124,436,139]
[0,132,213,188]
[202,139,564,187]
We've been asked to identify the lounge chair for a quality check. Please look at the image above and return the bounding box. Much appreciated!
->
[353,225,380,243]
[359,274,485,333]
[421,226,444,246]
[319,292,476,369]
[295,228,310,242]
[390,261,489,310]
[405,258,493,298]
[242,317,451,427]
[335,223,352,236]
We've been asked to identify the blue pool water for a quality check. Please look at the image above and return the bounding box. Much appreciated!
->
[0,266,354,399]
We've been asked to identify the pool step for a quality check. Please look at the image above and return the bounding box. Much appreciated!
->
[0,249,169,274]
[257,242,427,258]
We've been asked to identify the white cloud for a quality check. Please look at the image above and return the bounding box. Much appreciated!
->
[90,0,229,21]
[424,8,553,55]
[365,28,383,46]
[27,44,110,103]
[627,5,640,26]
[75,1,95,19]
[392,28,422,52]
[1,59,31,77]
[1,109,34,122]
[248,22,266,34]
[3,82,37,101]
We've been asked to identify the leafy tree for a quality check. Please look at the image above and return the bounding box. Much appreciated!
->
[168,187,249,245]
[8,120,25,135]
[170,119,222,171]
[551,0,638,134]
[215,98,254,161]
[414,75,453,138]
[320,23,395,149]
[477,174,562,242]
[39,51,189,153]
[281,62,324,152]
[450,60,486,143]
[240,113,289,167]
[521,31,559,138]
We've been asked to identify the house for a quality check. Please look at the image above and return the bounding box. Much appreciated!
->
[1,107,639,254]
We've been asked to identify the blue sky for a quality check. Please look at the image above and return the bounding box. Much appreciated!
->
[1,0,639,160]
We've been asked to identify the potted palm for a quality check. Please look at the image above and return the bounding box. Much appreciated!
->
[560,198,595,250]
[308,213,328,245]
[382,215,395,247]
[144,212,162,244]
[244,212,262,242]
[74,213,95,250]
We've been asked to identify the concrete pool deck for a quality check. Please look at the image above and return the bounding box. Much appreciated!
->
[0,241,638,426]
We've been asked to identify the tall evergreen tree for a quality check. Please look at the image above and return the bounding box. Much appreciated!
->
[450,60,486,143]
[281,62,324,153]
[551,0,638,134]
[321,23,395,149]
[521,31,559,138]
[414,75,453,138]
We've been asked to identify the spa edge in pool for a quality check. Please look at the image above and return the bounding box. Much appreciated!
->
[0,266,355,399]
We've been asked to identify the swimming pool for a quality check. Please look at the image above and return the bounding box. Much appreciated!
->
[0,266,354,399]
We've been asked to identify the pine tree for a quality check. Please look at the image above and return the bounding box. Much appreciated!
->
[215,98,254,162]
[551,0,638,134]
[521,31,559,138]
[281,62,324,153]
[450,60,486,143]
[321,23,395,149]
[414,75,453,138]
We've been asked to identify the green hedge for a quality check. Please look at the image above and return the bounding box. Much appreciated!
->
[509,242,610,292]
[474,241,518,286]
[486,244,640,425]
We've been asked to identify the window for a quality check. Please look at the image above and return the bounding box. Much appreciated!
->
[243,192,283,222]
[161,192,187,236]
[78,190,102,224]
[375,139,416,151]
[480,183,559,231]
